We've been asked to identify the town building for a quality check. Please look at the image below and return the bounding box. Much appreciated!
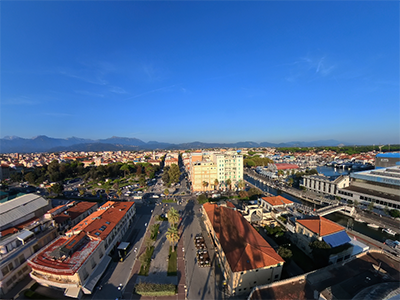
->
[337,166,400,210]
[28,201,136,298]
[45,201,98,234]
[375,152,400,168]
[301,175,350,196]
[202,202,284,296]
[292,216,353,264]
[191,160,218,192]
[189,151,243,192]
[0,195,57,297]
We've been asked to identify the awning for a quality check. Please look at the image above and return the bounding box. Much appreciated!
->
[82,256,112,294]
[64,286,82,298]
[117,242,130,250]
[323,231,351,248]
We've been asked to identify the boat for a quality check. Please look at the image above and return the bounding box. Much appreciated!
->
[382,228,397,236]
[367,223,379,229]
[354,218,364,223]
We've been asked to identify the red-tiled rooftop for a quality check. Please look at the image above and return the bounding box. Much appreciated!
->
[275,163,299,170]
[203,202,284,272]
[262,196,293,206]
[28,235,100,275]
[297,216,345,237]
[28,201,134,275]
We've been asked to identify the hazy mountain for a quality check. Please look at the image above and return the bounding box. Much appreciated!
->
[0,135,349,153]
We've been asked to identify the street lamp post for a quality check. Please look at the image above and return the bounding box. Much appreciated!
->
[118,283,123,299]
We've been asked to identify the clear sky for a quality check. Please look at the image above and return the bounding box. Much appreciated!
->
[2,1,399,145]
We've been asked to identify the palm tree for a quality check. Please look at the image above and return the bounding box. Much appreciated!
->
[166,225,179,252]
[214,179,219,190]
[167,207,179,227]
[202,181,208,192]
[237,179,245,191]
[226,179,232,190]
[91,189,97,196]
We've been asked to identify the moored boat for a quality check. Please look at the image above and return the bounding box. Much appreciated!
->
[367,223,379,229]
[382,228,397,236]
[354,218,364,223]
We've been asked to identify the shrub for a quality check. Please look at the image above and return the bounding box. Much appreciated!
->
[197,194,208,204]
[389,209,400,218]
[277,246,293,260]
[135,282,176,296]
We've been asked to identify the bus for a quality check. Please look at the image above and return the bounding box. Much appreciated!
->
[117,242,130,261]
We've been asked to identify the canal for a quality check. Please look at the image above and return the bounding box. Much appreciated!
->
[244,174,398,243]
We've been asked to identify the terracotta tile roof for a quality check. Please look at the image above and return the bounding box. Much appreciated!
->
[261,196,293,206]
[297,216,345,237]
[29,201,134,276]
[275,163,299,170]
[203,202,284,272]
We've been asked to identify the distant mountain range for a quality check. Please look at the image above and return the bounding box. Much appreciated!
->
[0,135,350,153]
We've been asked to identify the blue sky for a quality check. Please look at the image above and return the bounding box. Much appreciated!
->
[2,1,399,145]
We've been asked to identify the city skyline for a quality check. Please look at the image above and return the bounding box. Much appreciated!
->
[2,1,399,145]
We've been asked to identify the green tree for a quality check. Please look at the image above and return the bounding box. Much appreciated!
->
[166,226,179,252]
[162,171,170,184]
[167,207,179,227]
[79,189,85,197]
[51,183,64,196]
[92,189,97,196]
[389,209,400,218]
[168,164,181,184]
[120,164,130,177]
[117,189,122,198]
[139,174,146,187]
[164,188,170,196]
[202,181,208,191]
[24,172,36,185]
[367,202,374,211]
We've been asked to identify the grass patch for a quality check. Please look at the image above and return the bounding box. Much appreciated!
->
[138,246,155,276]
[162,199,176,203]
[167,246,177,276]
[135,282,176,296]
[150,223,160,240]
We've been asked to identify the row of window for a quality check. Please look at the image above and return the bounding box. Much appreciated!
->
[1,254,26,277]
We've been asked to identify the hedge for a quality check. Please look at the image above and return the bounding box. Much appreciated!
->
[135,282,176,296]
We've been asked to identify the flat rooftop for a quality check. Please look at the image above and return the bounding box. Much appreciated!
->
[250,251,400,300]
[341,185,400,202]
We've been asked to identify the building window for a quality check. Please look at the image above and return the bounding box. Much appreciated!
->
[238,289,241,292]
[254,281,257,284]
[274,274,279,279]
[2,266,10,276]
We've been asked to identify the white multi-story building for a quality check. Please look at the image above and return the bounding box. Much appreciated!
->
[301,175,350,196]
[28,201,136,298]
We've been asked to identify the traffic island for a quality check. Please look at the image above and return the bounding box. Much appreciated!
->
[135,282,177,296]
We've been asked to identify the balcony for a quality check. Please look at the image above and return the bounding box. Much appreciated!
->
[30,271,78,289]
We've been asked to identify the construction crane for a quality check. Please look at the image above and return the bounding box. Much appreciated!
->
[378,145,386,152]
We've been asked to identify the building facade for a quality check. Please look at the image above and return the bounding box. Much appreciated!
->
[0,195,57,297]
[28,201,136,298]
[293,216,352,264]
[375,152,400,169]
[202,202,284,296]
[189,151,243,192]
[301,175,350,196]
[337,166,400,210]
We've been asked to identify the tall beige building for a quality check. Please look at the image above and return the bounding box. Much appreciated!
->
[189,151,243,192]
